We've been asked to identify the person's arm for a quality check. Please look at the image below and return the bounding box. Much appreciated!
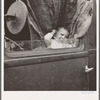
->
[44,30,56,46]
[74,0,93,39]
[74,16,92,39]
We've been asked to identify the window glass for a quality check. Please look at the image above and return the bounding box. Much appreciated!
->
[4,37,80,52]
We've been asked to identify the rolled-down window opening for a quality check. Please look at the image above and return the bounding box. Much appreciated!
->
[4,0,93,57]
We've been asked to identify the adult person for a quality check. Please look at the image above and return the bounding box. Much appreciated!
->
[22,0,77,40]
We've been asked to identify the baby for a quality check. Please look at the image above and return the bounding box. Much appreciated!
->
[44,27,73,49]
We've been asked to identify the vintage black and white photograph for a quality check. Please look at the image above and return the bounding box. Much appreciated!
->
[4,0,97,91]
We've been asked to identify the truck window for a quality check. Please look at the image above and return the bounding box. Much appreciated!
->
[4,0,93,58]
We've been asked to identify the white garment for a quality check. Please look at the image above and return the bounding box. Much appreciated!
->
[48,39,72,49]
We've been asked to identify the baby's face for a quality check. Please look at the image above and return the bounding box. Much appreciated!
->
[55,28,69,43]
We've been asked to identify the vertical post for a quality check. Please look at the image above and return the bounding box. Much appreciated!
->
[27,21,33,50]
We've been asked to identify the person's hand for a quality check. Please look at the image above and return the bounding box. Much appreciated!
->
[74,34,78,39]
[73,38,79,47]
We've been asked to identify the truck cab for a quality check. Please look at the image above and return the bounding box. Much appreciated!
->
[4,0,96,90]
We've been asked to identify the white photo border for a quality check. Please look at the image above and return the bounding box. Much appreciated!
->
[1,0,99,100]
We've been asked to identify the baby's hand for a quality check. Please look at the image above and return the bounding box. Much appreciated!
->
[52,29,56,34]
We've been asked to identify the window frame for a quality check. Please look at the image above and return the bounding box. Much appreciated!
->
[4,37,85,58]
